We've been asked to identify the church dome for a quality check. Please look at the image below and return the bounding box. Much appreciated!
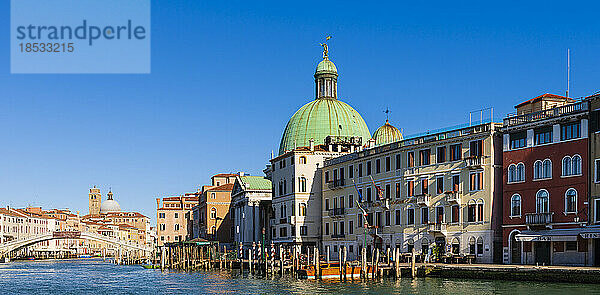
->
[279,45,370,155]
[100,191,121,214]
[373,120,403,146]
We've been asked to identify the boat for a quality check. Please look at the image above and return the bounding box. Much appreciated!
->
[297,262,362,280]
[142,264,160,269]
[78,255,92,258]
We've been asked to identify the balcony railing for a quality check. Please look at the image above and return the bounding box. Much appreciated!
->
[464,156,482,169]
[415,194,430,206]
[428,223,447,234]
[331,233,346,239]
[328,208,345,217]
[504,101,587,127]
[328,179,345,189]
[525,212,553,225]
[445,191,460,204]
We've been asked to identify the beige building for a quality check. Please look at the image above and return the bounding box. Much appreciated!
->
[156,194,198,246]
[321,121,503,263]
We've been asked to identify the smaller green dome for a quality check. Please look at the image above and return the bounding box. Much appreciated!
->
[373,120,403,146]
[315,58,338,75]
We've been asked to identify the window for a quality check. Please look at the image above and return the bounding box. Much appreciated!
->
[174,224,180,231]
[385,157,391,172]
[299,156,307,164]
[534,126,553,145]
[366,187,372,202]
[211,193,216,199]
[421,207,429,224]
[174,213,179,219]
[324,223,330,235]
[272,228,276,238]
[396,183,401,199]
[516,163,525,182]
[210,208,216,219]
[408,151,415,168]
[451,205,459,223]
[159,224,165,231]
[596,159,600,183]
[470,171,483,191]
[566,241,578,251]
[469,237,476,255]
[348,195,354,208]
[477,201,484,221]
[450,144,462,161]
[349,220,353,234]
[158,213,165,219]
[395,210,401,225]
[421,178,428,194]
[299,203,307,216]
[300,225,307,236]
[358,163,363,177]
[407,180,415,197]
[572,155,582,175]
[467,202,476,222]
[325,171,330,183]
[565,189,577,213]
[385,211,391,226]
[561,122,581,141]
[452,175,460,192]
[510,132,526,149]
[325,199,330,211]
[477,237,484,255]
[534,160,542,180]
[543,159,552,179]
[470,140,482,157]
[511,194,521,217]
[536,190,550,213]
[395,154,401,169]
[299,177,307,192]
[349,165,354,178]
[420,149,431,165]
[385,184,391,199]
[367,161,372,175]
[280,227,288,237]
[407,207,415,225]
[376,159,381,173]
[436,176,444,194]
[437,146,446,163]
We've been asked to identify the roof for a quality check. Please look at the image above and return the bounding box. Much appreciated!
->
[213,173,237,178]
[239,176,272,191]
[205,183,234,192]
[373,120,403,146]
[515,93,574,108]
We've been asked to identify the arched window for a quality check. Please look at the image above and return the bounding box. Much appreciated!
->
[452,237,460,254]
[407,238,414,252]
[299,203,307,216]
[511,194,521,217]
[565,188,577,213]
[211,225,216,235]
[469,237,476,254]
[562,156,572,176]
[299,156,307,164]
[516,163,525,182]
[476,237,484,256]
[536,190,549,213]
[421,237,429,254]
[533,160,543,180]
[476,199,484,222]
[299,177,307,192]
[508,164,516,183]
[572,155,582,175]
[542,159,552,179]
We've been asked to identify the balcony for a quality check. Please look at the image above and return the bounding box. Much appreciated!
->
[331,233,346,239]
[445,191,460,204]
[503,101,587,127]
[464,156,483,169]
[525,212,553,226]
[328,179,345,190]
[415,194,430,206]
[328,208,345,217]
[428,223,447,235]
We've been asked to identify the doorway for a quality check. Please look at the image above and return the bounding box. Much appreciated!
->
[534,241,551,265]
[510,231,521,264]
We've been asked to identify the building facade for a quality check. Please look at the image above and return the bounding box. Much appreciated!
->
[156,194,198,246]
[502,94,592,266]
[322,122,503,263]
[231,175,273,248]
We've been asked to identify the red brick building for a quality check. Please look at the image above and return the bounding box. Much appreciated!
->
[501,94,594,266]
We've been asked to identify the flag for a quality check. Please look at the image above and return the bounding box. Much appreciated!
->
[352,179,363,202]
[369,175,385,200]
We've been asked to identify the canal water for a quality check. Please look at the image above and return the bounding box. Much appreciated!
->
[1,259,599,294]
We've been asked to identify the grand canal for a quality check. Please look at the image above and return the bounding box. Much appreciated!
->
[1,259,599,294]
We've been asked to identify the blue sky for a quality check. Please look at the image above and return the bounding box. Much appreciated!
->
[1,0,598,221]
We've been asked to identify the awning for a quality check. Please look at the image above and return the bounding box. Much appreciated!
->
[515,227,600,242]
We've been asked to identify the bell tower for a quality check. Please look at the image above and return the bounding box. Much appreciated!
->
[89,186,101,216]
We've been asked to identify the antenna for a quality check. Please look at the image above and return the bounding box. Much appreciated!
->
[566,48,570,98]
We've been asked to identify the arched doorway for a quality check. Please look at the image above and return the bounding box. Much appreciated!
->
[509,230,521,264]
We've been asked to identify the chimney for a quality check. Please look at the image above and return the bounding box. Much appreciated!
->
[309,138,315,151]
[156,198,160,208]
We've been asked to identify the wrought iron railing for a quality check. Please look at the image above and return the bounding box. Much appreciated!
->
[504,101,587,127]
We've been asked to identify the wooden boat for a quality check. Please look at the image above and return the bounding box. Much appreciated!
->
[298,262,361,280]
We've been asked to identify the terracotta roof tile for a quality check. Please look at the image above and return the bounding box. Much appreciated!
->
[515,93,573,108]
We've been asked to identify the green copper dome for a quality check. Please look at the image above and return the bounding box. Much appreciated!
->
[373,120,403,146]
[316,59,338,75]
[279,98,371,155]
